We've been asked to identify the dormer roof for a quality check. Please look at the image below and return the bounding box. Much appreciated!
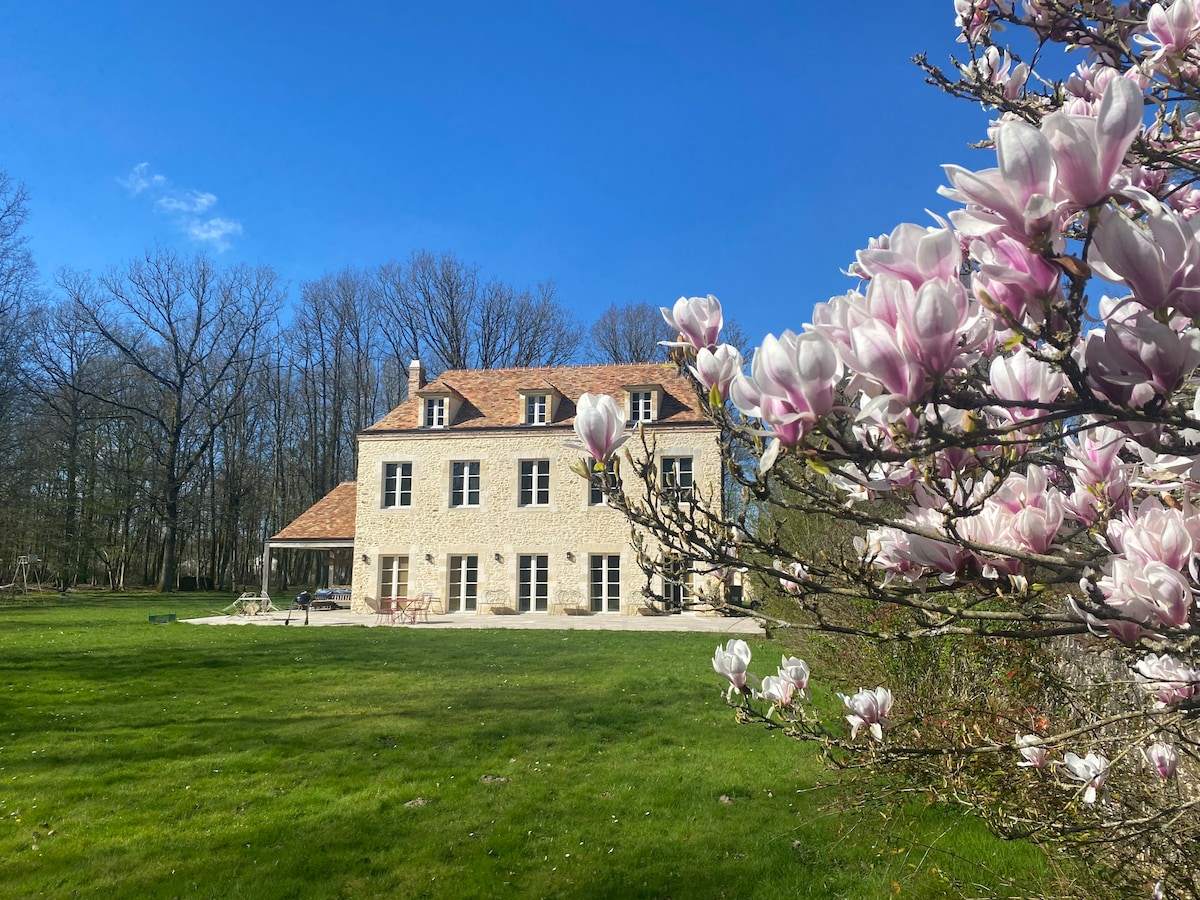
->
[362,362,707,434]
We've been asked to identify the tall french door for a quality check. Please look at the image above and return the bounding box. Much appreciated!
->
[380,556,409,601]
[662,554,692,613]
[590,554,620,613]
[518,554,549,612]
[448,555,478,612]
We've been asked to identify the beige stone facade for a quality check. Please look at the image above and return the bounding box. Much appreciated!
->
[347,362,723,617]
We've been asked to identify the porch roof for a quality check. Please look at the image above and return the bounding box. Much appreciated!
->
[269,481,357,543]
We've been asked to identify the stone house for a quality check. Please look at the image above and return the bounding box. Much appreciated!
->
[267,360,723,617]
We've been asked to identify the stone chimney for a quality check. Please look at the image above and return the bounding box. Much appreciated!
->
[407,359,426,400]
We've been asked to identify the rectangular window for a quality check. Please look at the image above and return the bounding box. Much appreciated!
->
[451,461,481,507]
[589,458,618,506]
[662,456,694,502]
[518,554,549,612]
[663,554,692,612]
[519,459,550,507]
[448,554,478,612]
[380,555,410,601]
[590,554,621,613]
[630,390,653,422]
[525,394,548,425]
[424,397,446,428]
[382,462,412,508]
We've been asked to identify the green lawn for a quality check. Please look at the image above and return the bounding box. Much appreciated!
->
[0,595,1059,898]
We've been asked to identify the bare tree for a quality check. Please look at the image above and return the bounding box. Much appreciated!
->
[71,250,283,591]
[22,279,118,585]
[375,251,581,377]
[290,268,392,501]
[477,280,582,369]
[0,173,36,463]
[587,302,671,364]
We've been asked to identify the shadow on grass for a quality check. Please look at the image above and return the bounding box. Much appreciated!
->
[0,605,1062,899]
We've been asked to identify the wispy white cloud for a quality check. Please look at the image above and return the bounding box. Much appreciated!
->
[186,217,243,250]
[155,190,217,215]
[118,162,167,195]
[118,163,242,252]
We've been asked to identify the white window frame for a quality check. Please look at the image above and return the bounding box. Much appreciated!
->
[424,397,447,429]
[589,553,621,613]
[518,554,549,612]
[519,459,550,507]
[382,462,412,508]
[588,458,617,506]
[451,461,481,508]
[661,455,694,502]
[524,393,548,425]
[629,390,654,423]
[380,555,410,601]
[448,554,478,612]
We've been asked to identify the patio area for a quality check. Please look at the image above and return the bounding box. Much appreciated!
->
[184,606,764,634]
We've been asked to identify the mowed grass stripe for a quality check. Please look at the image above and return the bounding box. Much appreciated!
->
[0,595,1055,899]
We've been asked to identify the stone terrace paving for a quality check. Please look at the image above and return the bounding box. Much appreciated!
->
[184,607,764,634]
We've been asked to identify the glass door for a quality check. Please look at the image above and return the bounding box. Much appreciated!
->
[590,554,620,613]
[448,555,478,612]
[518,554,549,612]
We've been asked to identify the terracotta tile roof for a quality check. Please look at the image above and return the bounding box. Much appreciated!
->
[363,362,708,433]
[271,482,357,541]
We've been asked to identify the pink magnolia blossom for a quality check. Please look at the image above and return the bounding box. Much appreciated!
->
[1063,424,1131,524]
[1107,501,1195,571]
[941,117,1059,245]
[690,344,743,401]
[571,393,629,463]
[1041,77,1143,209]
[661,294,723,350]
[962,466,1065,560]
[1070,594,1148,646]
[774,558,810,595]
[1016,734,1050,768]
[838,686,894,741]
[712,639,752,697]
[954,0,1012,43]
[854,222,962,287]
[1094,558,1193,630]
[1080,313,1200,409]
[1135,653,1200,707]
[989,347,1067,425]
[758,675,796,715]
[1135,0,1200,67]
[860,507,968,584]
[973,46,1029,100]
[729,330,841,451]
[905,278,975,377]
[779,655,811,700]
[1091,204,1200,317]
[971,232,1063,325]
[845,314,929,402]
[1143,742,1180,779]
[1062,751,1109,804]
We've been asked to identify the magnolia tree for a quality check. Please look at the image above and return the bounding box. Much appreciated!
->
[573,2,1200,896]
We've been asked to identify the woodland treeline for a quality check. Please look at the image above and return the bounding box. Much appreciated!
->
[0,173,679,592]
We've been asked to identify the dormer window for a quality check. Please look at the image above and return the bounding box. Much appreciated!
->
[525,393,548,425]
[630,391,653,422]
[626,385,661,423]
[424,397,447,428]
[519,387,560,425]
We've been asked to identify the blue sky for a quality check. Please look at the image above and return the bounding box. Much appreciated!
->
[2,1,997,346]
